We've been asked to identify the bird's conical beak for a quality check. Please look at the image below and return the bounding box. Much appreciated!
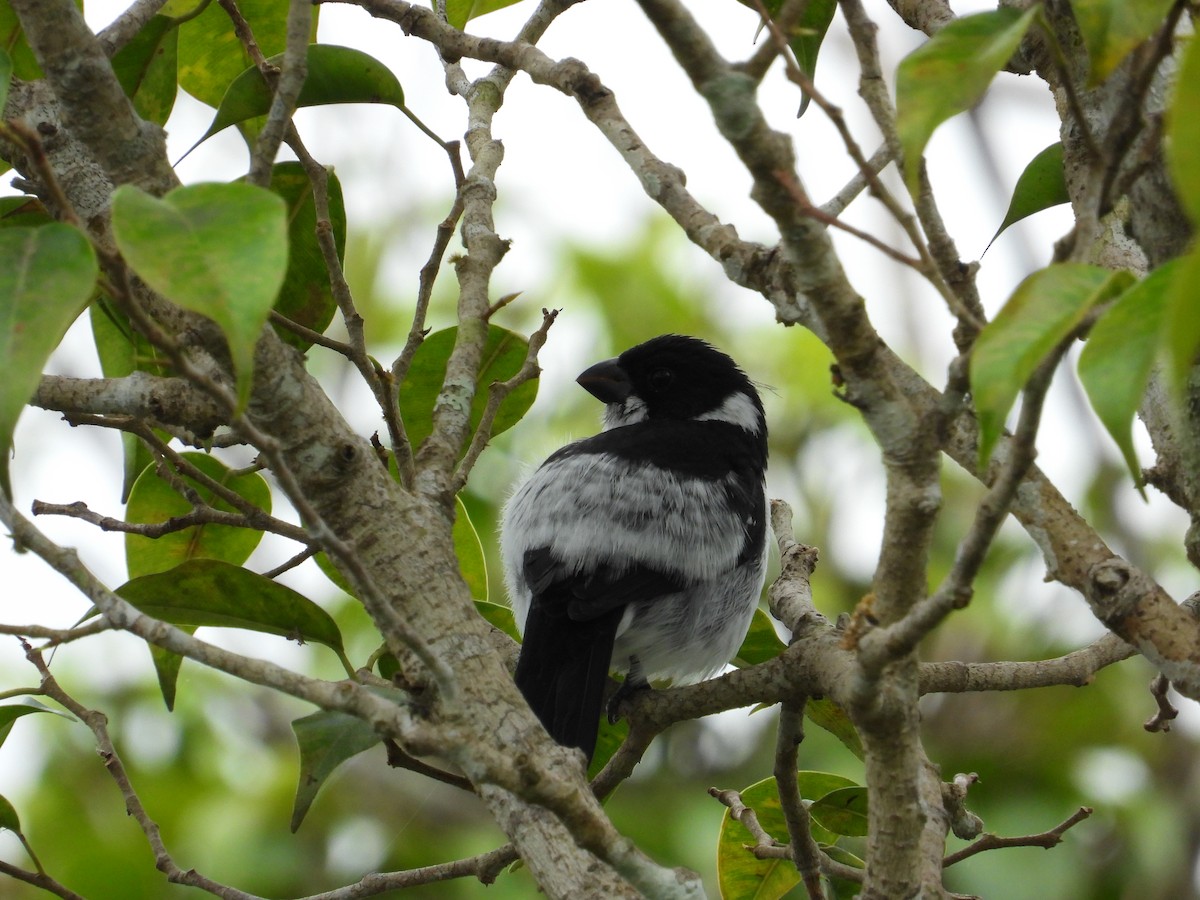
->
[576,358,631,404]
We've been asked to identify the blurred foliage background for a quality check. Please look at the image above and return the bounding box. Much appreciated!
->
[3,203,1198,900]
[3,0,1200,896]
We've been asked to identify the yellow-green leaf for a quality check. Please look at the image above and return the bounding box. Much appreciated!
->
[989,143,1069,247]
[111,182,288,408]
[716,772,860,900]
[124,451,272,578]
[0,224,98,496]
[1078,261,1176,491]
[896,7,1038,194]
[398,325,538,452]
[1167,33,1200,225]
[1071,0,1174,85]
[971,263,1133,468]
[195,45,404,149]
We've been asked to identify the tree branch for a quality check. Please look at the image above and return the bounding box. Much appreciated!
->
[942,807,1093,868]
[11,0,174,192]
[28,644,264,900]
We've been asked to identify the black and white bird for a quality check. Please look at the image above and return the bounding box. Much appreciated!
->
[501,334,768,759]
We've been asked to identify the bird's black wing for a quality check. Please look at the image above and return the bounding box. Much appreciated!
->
[510,420,761,757]
[515,547,689,755]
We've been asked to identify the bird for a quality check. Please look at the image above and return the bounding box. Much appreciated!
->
[501,334,769,759]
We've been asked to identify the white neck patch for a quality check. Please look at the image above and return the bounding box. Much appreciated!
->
[603,396,649,430]
[695,391,762,434]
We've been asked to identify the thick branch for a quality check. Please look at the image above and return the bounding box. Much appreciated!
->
[11,0,174,192]
[33,373,225,435]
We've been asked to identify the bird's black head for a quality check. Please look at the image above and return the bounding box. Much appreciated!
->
[577,335,765,438]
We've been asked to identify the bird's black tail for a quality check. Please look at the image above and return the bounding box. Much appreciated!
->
[514,600,623,760]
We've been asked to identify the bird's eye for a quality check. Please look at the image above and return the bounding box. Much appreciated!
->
[648,368,674,391]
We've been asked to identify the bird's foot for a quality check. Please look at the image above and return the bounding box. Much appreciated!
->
[607,674,650,724]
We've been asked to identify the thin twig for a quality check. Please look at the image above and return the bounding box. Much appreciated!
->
[384,739,473,791]
[284,129,414,482]
[0,121,82,227]
[26,643,264,900]
[708,786,788,853]
[773,168,924,269]
[0,620,113,645]
[1034,9,1101,162]
[708,786,864,882]
[0,859,85,900]
[836,0,987,341]
[269,310,357,355]
[1095,0,1188,218]
[31,498,310,545]
[96,0,171,56]
[261,545,319,579]
[775,701,827,900]
[291,845,520,899]
[451,308,558,492]
[591,720,659,800]
[1144,674,1178,732]
[391,141,466,405]
[217,0,269,68]
[247,0,311,186]
[820,144,893,217]
[856,340,1066,673]
[942,807,1093,867]
[920,632,1136,694]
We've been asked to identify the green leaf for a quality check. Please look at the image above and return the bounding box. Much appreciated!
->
[376,651,399,682]
[455,497,489,601]
[89,297,170,384]
[804,697,863,760]
[117,559,351,671]
[896,7,1038,193]
[0,224,98,496]
[1164,246,1200,393]
[1166,31,1200,226]
[0,699,72,750]
[268,162,345,351]
[716,772,860,900]
[0,793,20,832]
[589,716,628,781]
[398,325,538,452]
[89,300,170,502]
[445,0,525,30]
[111,15,179,125]
[0,196,53,228]
[0,46,12,113]
[1163,16,1200,383]
[290,708,381,831]
[195,45,405,149]
[314,550,353,596]
[809,786,869,837]
[989,143,1069,247]
[824,844,866,898]
[474,599,518,640]
[790,0,838,117]
[731,608,786,667]
[317,494,487,601]
[0,1,84,79]
[1071,0,1174,85]
[176,0,290,107]
[733,0,836,116]
[970,263,1134,468]
[111,182,288,407]
[1078,261,1177,491]
[150,634,192,711]
[125,451,272,578]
